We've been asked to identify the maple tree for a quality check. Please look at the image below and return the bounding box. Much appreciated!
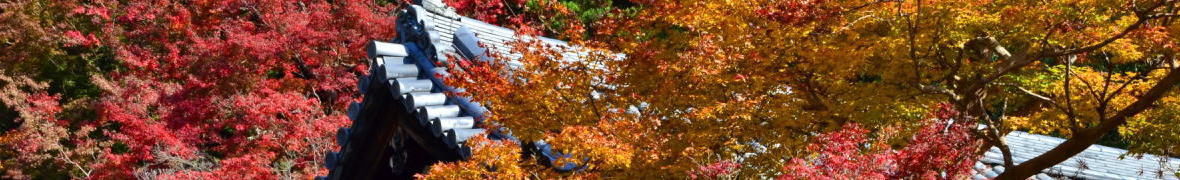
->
[430,0,1180,179]
[2,0,400,178]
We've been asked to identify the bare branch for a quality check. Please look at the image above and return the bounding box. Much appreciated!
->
[1016,87,1070,114]
[1069,66,1106,102]
[1104,59,1164,105]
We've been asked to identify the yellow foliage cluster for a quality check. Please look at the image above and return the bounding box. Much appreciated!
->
[430,0,1180,178]
[417,136,536,179]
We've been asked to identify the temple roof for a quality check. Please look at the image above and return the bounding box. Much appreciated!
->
[322,1,586,179]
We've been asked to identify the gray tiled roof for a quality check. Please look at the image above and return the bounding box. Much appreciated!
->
[459,16,521,60]
[406,3,459,57]
[407,2,592,67]
[323,1,593,179]
[456,13,602,63]
[978,131,1180,179]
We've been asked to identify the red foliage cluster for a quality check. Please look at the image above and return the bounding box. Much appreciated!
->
[688,161,741,179]
[755,0,840,25]
[891,104,979,178]
[780,124,895,179]
[779,104,982,179]
[9,92,64,160]
[444,0,527,26]
[9,0,402,177]
[80,0,397,95]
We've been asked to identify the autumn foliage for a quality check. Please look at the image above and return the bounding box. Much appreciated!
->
[430,0,1180,179]
[2,0,398,178]
[5,0,1180,179]
[780,105,980,179]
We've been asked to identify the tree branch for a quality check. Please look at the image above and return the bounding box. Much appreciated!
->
[1015,86,1073,119]
[291,54,317,79]
[1103,58,1164,106]
[995,67,1180,179]
[1064,55,1081,132]
[1052,1,1174,57]
[966,1,1171,97]
[1098,68,1180,130]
